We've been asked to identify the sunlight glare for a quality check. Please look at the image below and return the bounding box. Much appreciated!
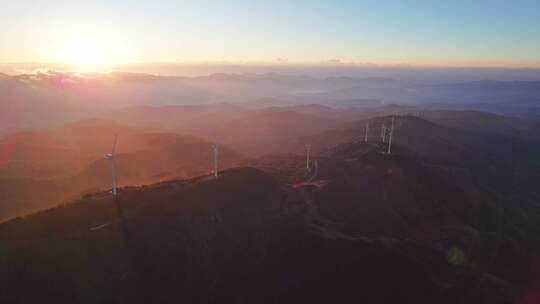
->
[64,34,111,67]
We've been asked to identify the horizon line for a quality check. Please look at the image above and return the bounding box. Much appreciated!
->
[2,60,540,71]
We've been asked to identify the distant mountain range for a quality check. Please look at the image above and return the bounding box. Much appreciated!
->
[2,71,540,134]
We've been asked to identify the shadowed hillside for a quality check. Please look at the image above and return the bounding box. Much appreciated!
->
[2,139,540,303]
[308,115,540,196]
[0,167,441,304]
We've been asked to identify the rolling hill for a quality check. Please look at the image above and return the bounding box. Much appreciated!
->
[104,105,351,156]
[0,120,247,221]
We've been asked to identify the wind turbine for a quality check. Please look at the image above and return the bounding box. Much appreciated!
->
[364,121,370,142]
[212,144,219,178]
[305,143,312,171]
[387,116,395,154]
[104,135,118,197]
[381,123,387,142]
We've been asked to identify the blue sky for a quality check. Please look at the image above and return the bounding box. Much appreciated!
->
[2,0,539,67]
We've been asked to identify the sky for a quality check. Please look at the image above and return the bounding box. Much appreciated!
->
[2,0,540,69]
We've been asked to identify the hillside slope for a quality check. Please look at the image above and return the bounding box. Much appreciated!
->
[2,139,540,303]
[0,167,442,304]
[0,120,247,221]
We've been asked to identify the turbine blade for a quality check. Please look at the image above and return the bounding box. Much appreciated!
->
[112,134,118,155]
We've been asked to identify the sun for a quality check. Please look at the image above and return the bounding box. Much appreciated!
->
[64,35,111,67]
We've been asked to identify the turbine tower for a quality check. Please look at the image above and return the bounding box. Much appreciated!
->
[364,121,370,142]
[381,123,387,142]
[212,144,219,178]
[387,116,395,154]
[104,135,118,197]
[305,143,312,170]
